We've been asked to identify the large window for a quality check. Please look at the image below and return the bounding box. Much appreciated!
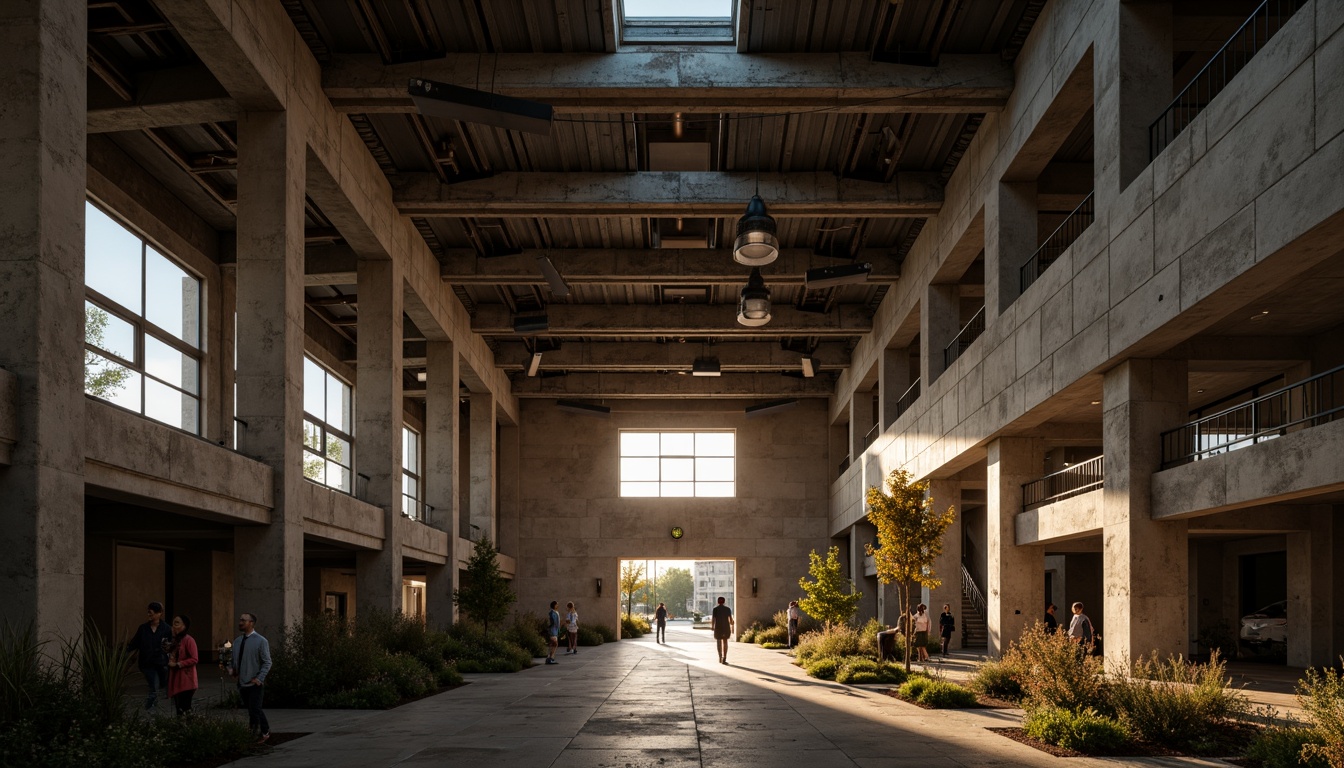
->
[303,357,354,492]
[620,431,734,497]
[621,0,733,42]
[84,201,203,434]
[402,426,424,521]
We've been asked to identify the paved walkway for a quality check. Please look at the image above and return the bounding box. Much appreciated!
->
[225,627,1245,768]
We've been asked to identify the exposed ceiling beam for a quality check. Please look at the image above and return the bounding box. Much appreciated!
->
[322,52,1014,114]
[470,305,871,338]
[393,172,943,218]
[498,372,835,398]
[305,243,902,286]
[87,65,237,133]
[487,340,852,372]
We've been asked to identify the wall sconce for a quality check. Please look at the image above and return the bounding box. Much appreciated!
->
[751,578,758,597]
[595,578,602,597]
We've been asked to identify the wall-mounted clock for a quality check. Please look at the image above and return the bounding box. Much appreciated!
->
[671,526,684,540]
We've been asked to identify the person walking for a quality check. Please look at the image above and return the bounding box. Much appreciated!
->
[1044,603,1059,633]
[654,603,668,644]
[912,604,931,662]
[545,601,561,664]
[938,604,955,656]
[166,614,199,716]
[564,602,580,655]
[711,597,734,665]
[228,612,272,743]
[1067,602,1095,654]
[786,600,801,649]
[126,601,172,713]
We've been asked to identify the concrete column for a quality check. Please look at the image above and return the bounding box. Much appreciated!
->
[879,345,912,429]
[0,0,88,642]
[1096,2,1172,207]
[987,437,1045,656]
[985,181,1037,316]
[922,284,961,385]
[469,391,496,543]
[1287,510,1333,667]
[355,258,404,614]
[849,390,876,459]
[1102,359,1189,668]
[497,424,520,559]
[233,110,307,631]
[926,480,964,649]
[424,340,459,627]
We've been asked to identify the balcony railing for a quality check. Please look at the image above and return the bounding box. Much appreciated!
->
[1150,0,1308,159]
[961,564,986,619]
[896,378,921,418]
[1021,455,1104,511]
[864,421,881,449]
[943,306,986,370]
[1020,192,1094,295]
[1161,364,1343,468]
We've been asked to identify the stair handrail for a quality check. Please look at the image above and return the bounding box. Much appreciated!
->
[961,563,987,620]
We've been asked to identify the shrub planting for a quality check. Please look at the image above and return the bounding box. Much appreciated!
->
[805,657,842,681]
[795,624,861,664]
[1298,663,1344,768]
[898,678,978,708]
[590,623,619,643]
[576,626,607,646]
[835,658,908,685]
[1022,706,1129,753]
[1107,651,1246,749]
[1004,623,1106,713]
[969,658,1025,701]
[1244,726,1329,768]
[760,642,787,650]
[621,615,651,638]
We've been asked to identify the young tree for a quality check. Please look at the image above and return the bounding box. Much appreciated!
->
[656,567,694,616]
[619,561,647,617]
[865,469,956,671]
[452,537,516,635]
[797,546,862,627]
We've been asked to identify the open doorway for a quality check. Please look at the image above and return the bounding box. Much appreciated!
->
[617,559,735,622]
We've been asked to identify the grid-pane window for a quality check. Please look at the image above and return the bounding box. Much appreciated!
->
[402,426,423,521]
[620,431,734,497]
[84,201,202,434]
[303,357,354,492]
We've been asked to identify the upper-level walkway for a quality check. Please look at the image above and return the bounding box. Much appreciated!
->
[220,625,1306,767]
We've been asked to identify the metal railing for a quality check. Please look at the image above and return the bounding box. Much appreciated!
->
[896,378,921,418]
[943,306,986,370]
[961,563,986,620]
[1161,363,1343,468]
[864,421,881,449]
[1020,192,1094,295]
[1150,0,1308,159]
[1021,455,1104,511]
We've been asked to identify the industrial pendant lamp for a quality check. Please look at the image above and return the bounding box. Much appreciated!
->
[737,267,772,327]
[733,117,779,266]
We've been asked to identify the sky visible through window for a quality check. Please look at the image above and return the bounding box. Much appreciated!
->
[623,0,731,18]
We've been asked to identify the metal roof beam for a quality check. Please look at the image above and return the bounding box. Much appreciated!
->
[487,340,851,372]
[470,305,871,338]
[323,52,1013,114]
[393,171,942,218]
[503,372,836,398]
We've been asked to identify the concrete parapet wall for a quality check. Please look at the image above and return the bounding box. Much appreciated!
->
[0,367,15,465]
[1152,417,1344,520]
[831,0,1344,530]
[1016,489,1102,546]
[301,481,383,549]
[399,515,448,564]
[83,399,271,522]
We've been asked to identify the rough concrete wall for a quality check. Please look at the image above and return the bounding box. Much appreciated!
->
[115,545,165,643]
[1062,552,1104,637]
[512,399,832,636]
[0,367,16,465]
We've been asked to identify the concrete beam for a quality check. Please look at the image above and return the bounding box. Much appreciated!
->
[306,244,902,286]
[487,340,851,372]
[500,372,836,398]
[1160,336,1311,365]
[87,65,237,132]
[470,305,871,338]
[323,52,1014,114]
[393,172,944,218]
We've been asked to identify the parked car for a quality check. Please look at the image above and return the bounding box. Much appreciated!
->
[1239,600,1287,655]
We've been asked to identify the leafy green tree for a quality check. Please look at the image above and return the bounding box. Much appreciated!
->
[865,469,955,671]
[797,546,861,627]
[619,561,647,618]
[83,305,132,398]
[656,567,694,616]
[452,537,516,635]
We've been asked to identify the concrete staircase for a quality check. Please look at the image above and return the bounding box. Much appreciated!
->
[960,593,987,648]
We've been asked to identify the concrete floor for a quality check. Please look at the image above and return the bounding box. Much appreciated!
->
[221,626,1246,768]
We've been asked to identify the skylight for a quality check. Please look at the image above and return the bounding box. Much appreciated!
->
[623,0,731,19]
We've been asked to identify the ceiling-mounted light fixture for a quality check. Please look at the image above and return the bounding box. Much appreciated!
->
[526,351,543,377]
[692,357,721,377]
[733,117,779,266]
[800,357,816,378]
[737,267,772,327]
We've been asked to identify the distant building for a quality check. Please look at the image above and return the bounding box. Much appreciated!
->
[693,561,735,615]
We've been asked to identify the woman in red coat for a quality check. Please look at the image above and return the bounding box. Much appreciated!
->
[167,614,199,715]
